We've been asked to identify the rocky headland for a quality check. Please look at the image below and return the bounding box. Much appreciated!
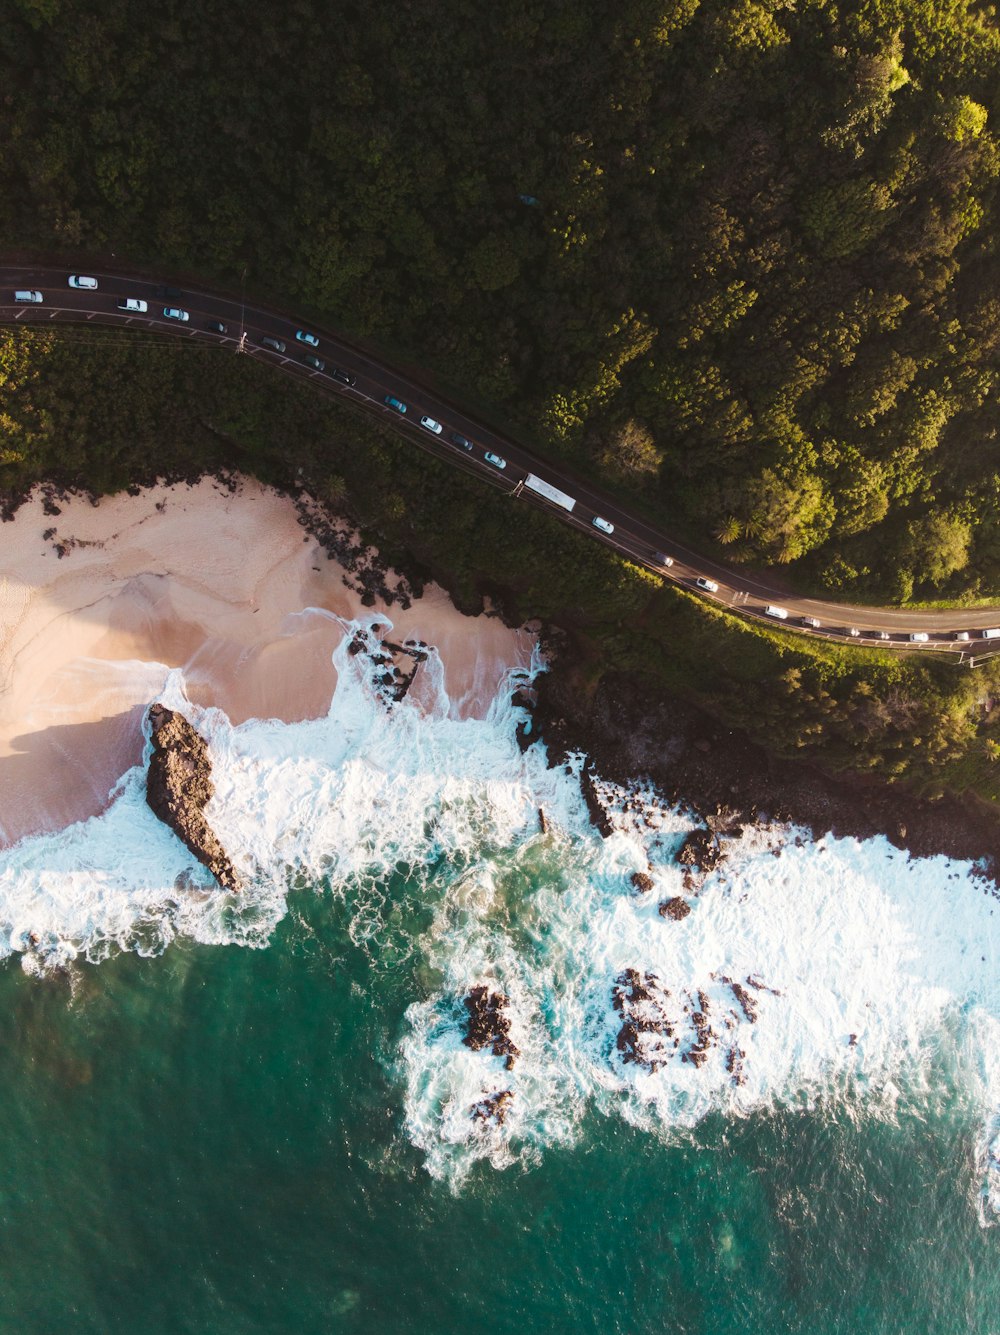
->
[526,666,1000,880]
[145,703,241,892]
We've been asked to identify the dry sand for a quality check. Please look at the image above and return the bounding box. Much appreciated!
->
[0,476,535,844]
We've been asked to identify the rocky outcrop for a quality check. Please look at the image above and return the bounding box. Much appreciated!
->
[658,896,691,921]
[463,986,520,1069]
[579,762,615,838]
[676,828,725,874]
[470,1089,513,1125]
[145,703,241,892]
[630,870,655,894]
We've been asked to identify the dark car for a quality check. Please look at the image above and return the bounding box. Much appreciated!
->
[304,353,325,371]
[154,284,182,300]
[260,335,286,353]
[205,319,228,334]
[331,367,356,387]
[450,432,474,451]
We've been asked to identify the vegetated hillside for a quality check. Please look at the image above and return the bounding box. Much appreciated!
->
[3,1,1000,603]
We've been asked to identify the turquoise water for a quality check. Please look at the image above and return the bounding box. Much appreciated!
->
[0,886,997,1335]
[1,625,1000,1332]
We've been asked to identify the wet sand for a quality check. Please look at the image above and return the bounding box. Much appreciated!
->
[0,476,533,844]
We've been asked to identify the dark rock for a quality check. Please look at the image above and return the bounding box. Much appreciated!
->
[538,808,548,834]
[630,871,654,894]
[676,828,725,873]
[145,703,241,892]
[463,986,520,1066]
[470,1089,513,1125]
[580,762,615,838]
[726,1046,746,1085]
[729,981,758,1024]
[659,896,691,921]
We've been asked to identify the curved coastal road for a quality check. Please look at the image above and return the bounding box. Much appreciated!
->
[2,261,997,661]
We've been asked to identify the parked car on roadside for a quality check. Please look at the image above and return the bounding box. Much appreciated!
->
[420,416,443,434]
[384,395,407,414]
[696,577,719,593]
[163,307,189,322]
[260,335,285,352]
[117,298,147,313]
[484,451,507,469]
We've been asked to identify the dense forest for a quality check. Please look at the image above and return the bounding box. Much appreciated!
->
[4,0,1000,602]
[3,0,1000,803]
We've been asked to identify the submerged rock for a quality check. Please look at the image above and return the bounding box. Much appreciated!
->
[470,1089,513,1125]
[145,703,241,892]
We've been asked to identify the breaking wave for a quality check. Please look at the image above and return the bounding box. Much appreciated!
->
[1,611,999,1213]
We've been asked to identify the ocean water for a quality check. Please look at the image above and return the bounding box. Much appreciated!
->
[0,616,999,1332]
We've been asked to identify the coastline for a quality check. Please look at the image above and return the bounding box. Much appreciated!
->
[0,475,533,846]
[1,467,997,875]
[529,666,1000,880]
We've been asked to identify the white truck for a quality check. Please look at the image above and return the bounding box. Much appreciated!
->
[521,474,577,512]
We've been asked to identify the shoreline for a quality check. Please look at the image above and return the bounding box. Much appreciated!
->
[2,468,997,875]
[0,475,533,846]
[529,666,1000,880]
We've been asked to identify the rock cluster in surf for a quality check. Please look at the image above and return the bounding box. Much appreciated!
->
[347,625,428,705]
[611,968,777,1083]
[463,986,520,1069]
[462,986,519,1127]
[145,703,241,892]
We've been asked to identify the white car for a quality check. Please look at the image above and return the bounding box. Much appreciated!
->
[801,616,821,629]
[296,330,319,347]
[420,416,443,435]
[592,516,615,535]
[696,576,719,593]
[484,452,507,469]
[848,627,861,638]
[908,632,929,643]
[68,275,98,290]
[117,298,147,313]
[163,307,189,322]
[764,605,788,620]
[953,631,970,641]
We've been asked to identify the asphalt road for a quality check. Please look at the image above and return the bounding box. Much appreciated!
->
[2,261,998,662]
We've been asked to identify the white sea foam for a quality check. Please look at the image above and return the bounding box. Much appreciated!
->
[1,612,999,1210]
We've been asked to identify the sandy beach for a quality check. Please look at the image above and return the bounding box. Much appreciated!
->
[0,475,534,845]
